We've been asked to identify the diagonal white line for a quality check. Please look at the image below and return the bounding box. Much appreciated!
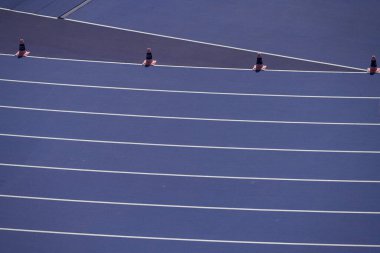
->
[0,52,367,73]
[58,0,93,19]
[1,162,379,183]
[1,194,379,215]
[265,69,367,74]
[0,7,56,18]
[1,105,379,126]
[0,163,380,184]
[1,133,380,154]
[0,162,378,183]
[0,227,379,247]
[0,77,379,100]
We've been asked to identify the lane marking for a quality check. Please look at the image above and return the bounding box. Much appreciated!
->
[0,54,367,73]
[0,53,367,73]
[1,105,379,126]
[1,77,379,100]
[1,194,379,215]
[0,227,379,247]
[1,133,380,154]
[265,69,366,74]
[0,7,56,19]
[58,0,93,19]
[64,18,366,72]
[0,53,368,73]
[2,163,379,184]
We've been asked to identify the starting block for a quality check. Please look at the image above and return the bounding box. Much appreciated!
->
[368,67,380,74]
[143,59,157,66]
[252,53,267,72]
[368,56,378,74]
[15,50,30,58]
[253,64,267,71]
[16,39,30,58]
[143,48,157,67]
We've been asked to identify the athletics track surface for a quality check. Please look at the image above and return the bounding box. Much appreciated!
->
[0,1,379,252]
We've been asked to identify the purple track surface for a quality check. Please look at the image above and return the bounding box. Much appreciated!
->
[0,0,83,17]
[0,1,380,253]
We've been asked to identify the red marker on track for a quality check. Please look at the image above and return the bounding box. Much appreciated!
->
[368,55,379,74]
[252,53,267,72]
[143,48,157,66]
[15,39,30,58]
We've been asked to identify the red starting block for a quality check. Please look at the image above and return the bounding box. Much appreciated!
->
[252,53,267,72]
[15,39,30,58]
[368,67,380,74]
[368,56,378,74]
[15,50,30,58]
[143,48,157,67]
[143,59,157,66]
[253,64,267,71]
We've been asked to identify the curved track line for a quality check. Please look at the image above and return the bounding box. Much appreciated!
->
[0,7,56,18]
[1,133,380,154]
[1,105,379,126]
[1,78,379,99]
[1,194,379,215]
[0,227,379,247]
[0,53,367,73]
[1,163,379,183]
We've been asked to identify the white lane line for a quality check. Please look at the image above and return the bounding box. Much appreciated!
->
[265,69,367,74]
[2,163,379,184]
[2,105,380,126]
[0,7,56,19]
[162,66,365,74]
[0,227,379,248]
[0,53,142,66]
[58,0,93,19]
[0,53,367,73]
[1,133,380,154]
[1,194,379,215]
[64,18,366,72]
[1,77,379,100]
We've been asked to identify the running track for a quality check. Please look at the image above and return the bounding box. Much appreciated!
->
[0,1,379,253]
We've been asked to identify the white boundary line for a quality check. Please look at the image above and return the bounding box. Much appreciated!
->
[1,77,379,100]
[0,7,56,19]
[0,53,141,67]
[1,194,379,215]
[58,0,93,19]
[265,69,367,74]
[2,163,379,184]
[1,133,380,154]
[1,105,380,126]
[0,227,379,248]
[0,53,367,73]
[0,7,367,72]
